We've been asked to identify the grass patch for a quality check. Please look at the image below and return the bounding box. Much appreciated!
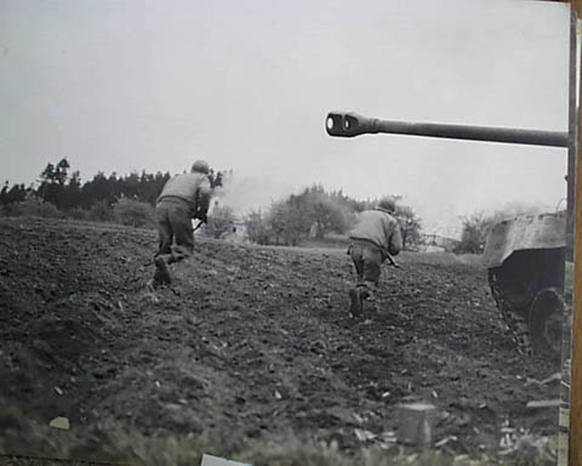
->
[0,400,557,466]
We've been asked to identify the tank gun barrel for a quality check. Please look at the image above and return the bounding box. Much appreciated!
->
[325,112,569,148]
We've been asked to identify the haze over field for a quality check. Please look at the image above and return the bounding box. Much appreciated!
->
[0,0,570,237]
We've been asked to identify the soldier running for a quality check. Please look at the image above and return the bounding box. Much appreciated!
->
[152,160,213,287]
[347,197,403,316]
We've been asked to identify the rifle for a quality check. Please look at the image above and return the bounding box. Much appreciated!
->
[193,219,205,233]
[383,249,401,269]
[192,205,208,233]
[347,242,401,269]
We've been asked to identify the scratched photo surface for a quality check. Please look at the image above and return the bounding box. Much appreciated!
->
[0,1,573,465]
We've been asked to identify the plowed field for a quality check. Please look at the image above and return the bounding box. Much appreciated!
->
[0,217,562,464]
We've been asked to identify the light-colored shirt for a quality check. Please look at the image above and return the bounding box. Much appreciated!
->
[349,208,403,255]
[157,172,212,211]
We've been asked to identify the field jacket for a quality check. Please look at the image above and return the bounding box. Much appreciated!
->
[156,172,212,215]
[348,208,403,257]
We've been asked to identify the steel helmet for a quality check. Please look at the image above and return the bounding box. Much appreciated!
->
[191,160,210,174]
[377,197,396,213]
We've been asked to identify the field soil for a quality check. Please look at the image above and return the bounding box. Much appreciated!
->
[0,218,564,464]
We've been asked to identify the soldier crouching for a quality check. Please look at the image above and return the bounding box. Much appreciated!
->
[347,197,403,316]
[152,160,213,287]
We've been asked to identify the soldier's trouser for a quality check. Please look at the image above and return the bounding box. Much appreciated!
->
[349,240,383,289]
[155,198,194,264]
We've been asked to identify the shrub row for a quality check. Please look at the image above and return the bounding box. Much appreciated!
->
[0,198,156,229]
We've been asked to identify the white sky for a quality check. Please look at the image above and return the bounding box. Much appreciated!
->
[0,0,571,237]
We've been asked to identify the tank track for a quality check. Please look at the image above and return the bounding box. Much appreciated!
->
[488,269,533,356]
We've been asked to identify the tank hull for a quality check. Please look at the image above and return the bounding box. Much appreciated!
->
[483,211,566,269]
[483,212,567,360]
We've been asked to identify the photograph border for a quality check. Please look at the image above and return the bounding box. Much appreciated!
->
[566,2,581,466]
[0,2,580,465]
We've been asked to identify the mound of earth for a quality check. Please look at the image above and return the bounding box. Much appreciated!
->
[0,217,562,462]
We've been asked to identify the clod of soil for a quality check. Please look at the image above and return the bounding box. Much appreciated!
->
[0,217,563,463]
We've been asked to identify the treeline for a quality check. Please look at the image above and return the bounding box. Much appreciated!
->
[0,158,225,227]
[240,185,422,250]
[4,158,545,255]
[2,158,423,250]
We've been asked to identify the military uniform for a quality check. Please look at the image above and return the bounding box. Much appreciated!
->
[153,164,212,286]
[348,206,403,315]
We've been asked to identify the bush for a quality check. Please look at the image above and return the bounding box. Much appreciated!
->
[455,212,491,254]
[66,207,90,221]
[268,200,309,246]
[244,210,273,245]
[11,198,63,218]
[87,199,114,222]
[113,198,155,228]
[395,204,422,251]
[205,205,236,239]
[309,196,351,238]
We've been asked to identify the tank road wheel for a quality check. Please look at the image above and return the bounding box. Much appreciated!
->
[529,288,564,362]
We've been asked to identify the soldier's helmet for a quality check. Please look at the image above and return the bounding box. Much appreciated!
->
[191,160,210,174]
[377,197,396,213]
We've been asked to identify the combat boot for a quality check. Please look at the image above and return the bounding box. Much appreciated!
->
[358,285,375,312]
[349,288,363,317]
[153,255,172,286]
